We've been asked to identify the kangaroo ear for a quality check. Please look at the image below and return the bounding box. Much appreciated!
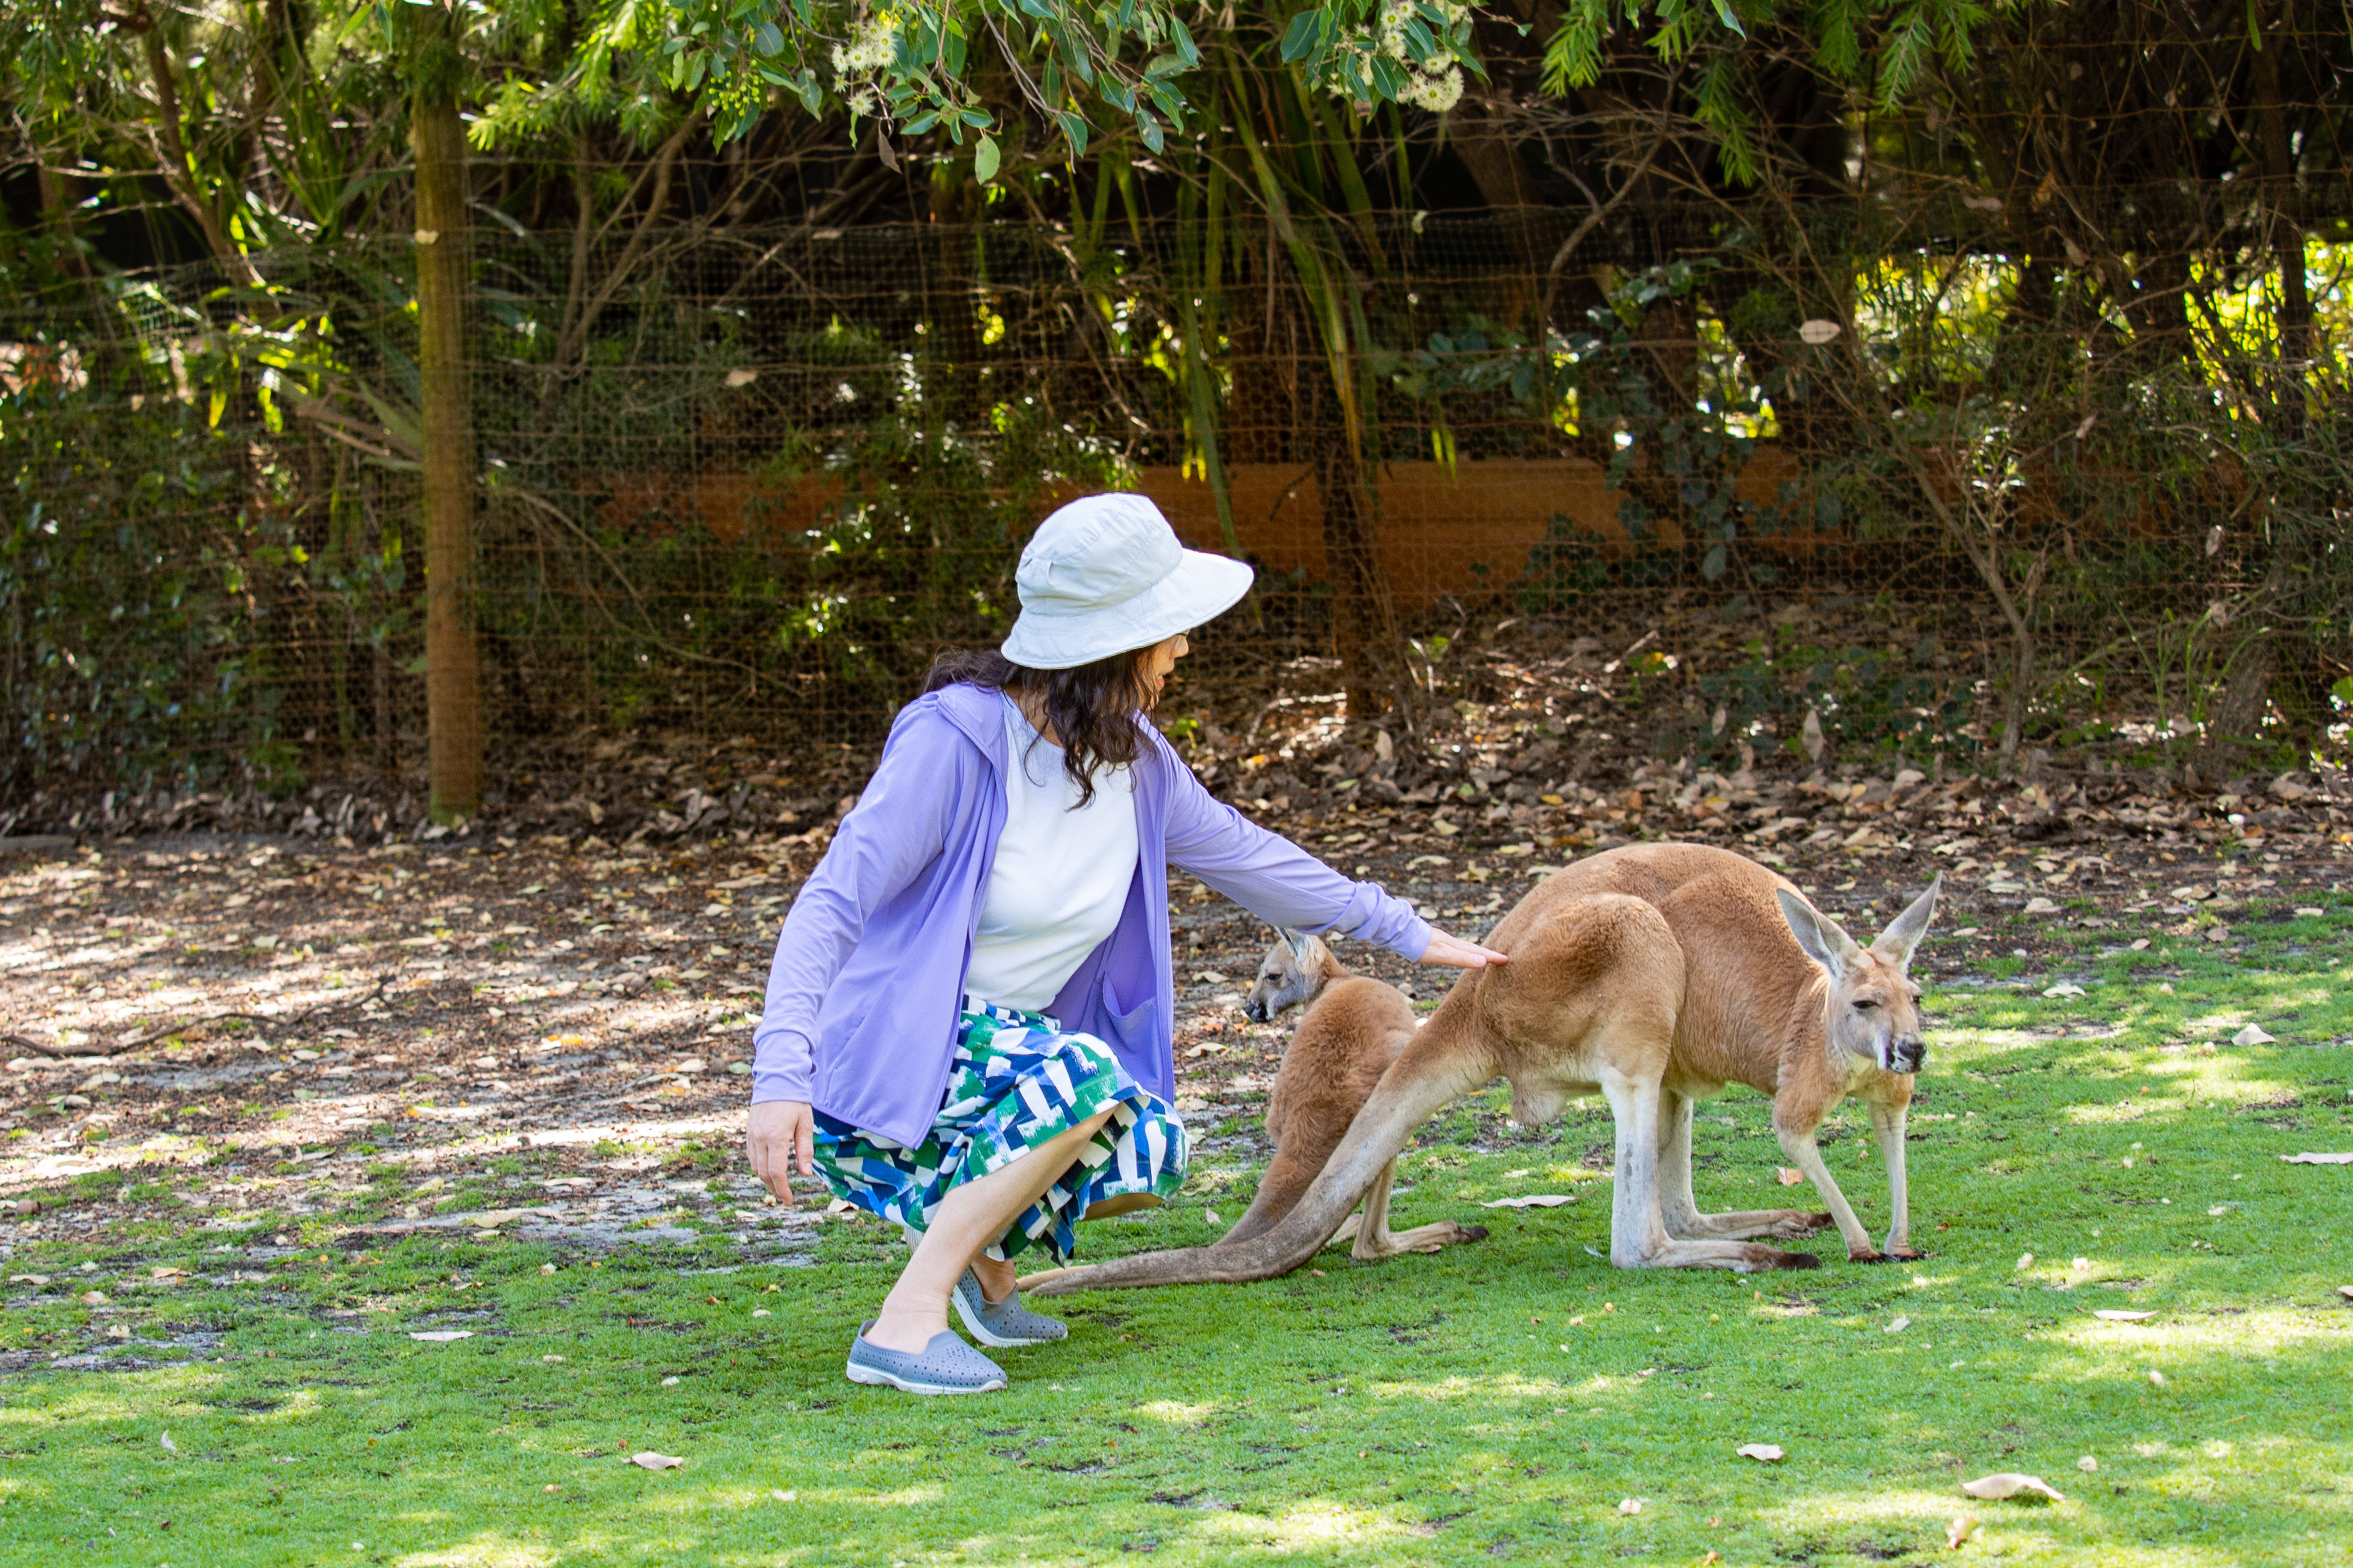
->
[1278,927,1312,960]
[1871,874,1941,968]
[1776,888,1861,979]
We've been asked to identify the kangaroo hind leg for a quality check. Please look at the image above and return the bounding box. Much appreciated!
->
[1601,1065,1817,1272]
[1349,1157,1488,1260]
[1655,1088,1833,1242]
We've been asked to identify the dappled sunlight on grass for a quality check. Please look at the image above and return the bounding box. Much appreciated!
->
[394,1536,558,1568]
[817,1482,947,1508]
[1134,1397,1224,1426]
[1197,1497,1416,1550]
[2049,1306,2349,1359]
[1364,1372,1560,1402]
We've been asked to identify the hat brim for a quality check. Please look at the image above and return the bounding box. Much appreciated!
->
[1001,549,1254,671]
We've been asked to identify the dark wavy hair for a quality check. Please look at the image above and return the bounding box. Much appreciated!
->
[922,645,1161,808]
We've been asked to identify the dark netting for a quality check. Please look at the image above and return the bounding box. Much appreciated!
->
[3,188,2347,842]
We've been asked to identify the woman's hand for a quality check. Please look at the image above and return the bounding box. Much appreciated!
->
[748,1100,817,1206]
[1419,929,1509,968]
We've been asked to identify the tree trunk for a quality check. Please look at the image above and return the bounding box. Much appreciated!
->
[413,85,481,821]
[1306,372,1395,718]
[1224,230,1296,465]
[2206,631,2277,755]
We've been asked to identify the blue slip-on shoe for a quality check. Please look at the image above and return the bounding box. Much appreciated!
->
[844,1322,1007,1395]
[951,1268,1070,1348]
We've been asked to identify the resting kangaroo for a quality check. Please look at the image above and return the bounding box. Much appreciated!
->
[1222,930,1487,1260]
[1028,843,1938,1294]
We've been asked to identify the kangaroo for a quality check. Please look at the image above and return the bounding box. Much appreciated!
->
[1028,844,1938,1294]
[1224,930,1487,1260]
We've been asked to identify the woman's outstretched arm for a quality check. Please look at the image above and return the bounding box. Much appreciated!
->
[1154,731,1503,968]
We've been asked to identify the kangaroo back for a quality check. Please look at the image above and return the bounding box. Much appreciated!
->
[1222,977,1416,1245]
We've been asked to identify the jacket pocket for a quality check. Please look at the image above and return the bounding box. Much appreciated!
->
[1102,970,1158,1053]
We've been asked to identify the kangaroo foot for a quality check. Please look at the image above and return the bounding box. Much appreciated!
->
[1673,1208,1839,1242]
[1396,1220,1487,1253]
[1766,1210,1836,1239]
[1847,1247,1894,1264]
[1355,1219,1488,1261]
[1886,1245,1926,1261]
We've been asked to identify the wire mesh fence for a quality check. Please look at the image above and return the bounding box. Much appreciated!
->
[4,194,2349,842]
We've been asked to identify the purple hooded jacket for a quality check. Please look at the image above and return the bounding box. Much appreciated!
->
[751,681,1435,1148]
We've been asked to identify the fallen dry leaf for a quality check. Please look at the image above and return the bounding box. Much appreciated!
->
[2042,981,2086,998]
[1736,1443,1785,1462]
[1886,1314,1911,1333]
[1777,1167,1804,1186]
[1947,1514,1980,1549]
[2149,1369,2168,1386]
[408,1330,474,1343]
[1204,1209,1219,1226]
[2093,1309,2157,1322]
[630,1452,685,1471]
[8,1274,50,1286]
[2232,1023,2276,1046]
[2282,1152,2353,1165]
[1961,1473,2064,1502]
[1480,1194,1576,1208]
[1616,1498,1643,1515]
[159,1431,178,1453]
[2077,1456,2099,1473]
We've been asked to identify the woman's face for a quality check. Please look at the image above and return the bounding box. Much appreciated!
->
[1134,633,1190,707]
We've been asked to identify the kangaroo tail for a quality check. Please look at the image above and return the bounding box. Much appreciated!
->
[1026,1021,1495,1295]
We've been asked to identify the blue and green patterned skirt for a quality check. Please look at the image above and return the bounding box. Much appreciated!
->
[810,997,1189,1264]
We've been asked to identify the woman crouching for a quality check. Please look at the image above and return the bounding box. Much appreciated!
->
[745,493,1503,1394]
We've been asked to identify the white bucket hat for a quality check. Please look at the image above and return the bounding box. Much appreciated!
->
[1000,493,1254,670]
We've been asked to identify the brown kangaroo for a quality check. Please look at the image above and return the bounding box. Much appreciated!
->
[1027,843,1939,1294]
[1222,930,1488,1260]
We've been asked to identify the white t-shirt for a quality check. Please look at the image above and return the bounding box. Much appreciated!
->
[962,695,1142,1011]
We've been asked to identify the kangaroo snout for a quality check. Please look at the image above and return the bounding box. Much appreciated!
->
[1243,996,1273,1023]
[1887,1037,1924,1075]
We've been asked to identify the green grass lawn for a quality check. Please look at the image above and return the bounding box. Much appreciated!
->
[6,904,2353,1566]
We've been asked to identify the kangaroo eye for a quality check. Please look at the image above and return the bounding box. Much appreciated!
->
[1854,999,1878,1011]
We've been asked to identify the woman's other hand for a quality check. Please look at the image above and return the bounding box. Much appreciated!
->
[748,1100,817,1205]
[1419,930,1509,968]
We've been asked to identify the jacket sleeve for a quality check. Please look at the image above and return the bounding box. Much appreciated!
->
[751,707,967,1104]
[1155,734,1434,960]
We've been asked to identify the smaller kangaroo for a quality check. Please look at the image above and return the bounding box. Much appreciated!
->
[1226,930,1487,1260]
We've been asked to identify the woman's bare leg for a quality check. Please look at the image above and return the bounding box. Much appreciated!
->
[865,1109,1114,1353]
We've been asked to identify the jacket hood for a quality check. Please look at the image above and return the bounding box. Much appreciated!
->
[905,682,1012,769]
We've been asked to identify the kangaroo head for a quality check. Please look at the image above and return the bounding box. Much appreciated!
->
[1774,876,1940,1076]
[1244,928,1333,1023]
